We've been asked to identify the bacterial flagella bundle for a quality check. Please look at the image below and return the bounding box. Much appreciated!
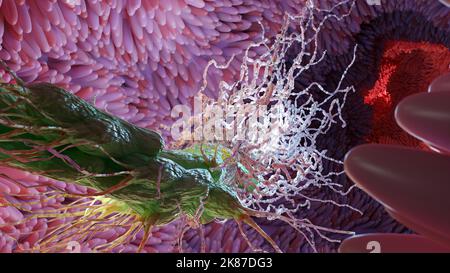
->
[0,0,448,253]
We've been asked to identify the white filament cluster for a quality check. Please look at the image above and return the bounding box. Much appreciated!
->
[194,0,363,220]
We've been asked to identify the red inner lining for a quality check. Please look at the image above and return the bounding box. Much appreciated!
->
[363,40,450,149]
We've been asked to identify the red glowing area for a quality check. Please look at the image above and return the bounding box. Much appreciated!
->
[363,40,450,149]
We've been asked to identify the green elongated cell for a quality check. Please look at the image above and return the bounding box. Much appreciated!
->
[0,81,246,226]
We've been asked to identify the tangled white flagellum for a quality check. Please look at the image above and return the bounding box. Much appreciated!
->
[177,0,363,248]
